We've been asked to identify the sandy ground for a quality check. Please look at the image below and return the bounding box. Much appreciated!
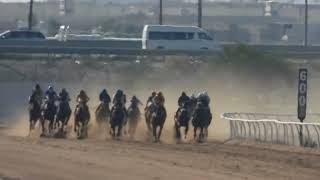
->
[1,60,320,180]
[0,129,320,180]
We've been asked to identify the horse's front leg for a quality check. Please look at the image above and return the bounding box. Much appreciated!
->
[185,123,189,139]
[175,122,181,140]
[117,124,122,138]
[199,127,204,141]
[41,117,46,135]
[158,125,164,142]
[193,127,197,139]
[48,117,54,133]
[111,126,116,138]
[29,119,33,135]
[84,120,89,138]
[152,124,157,142]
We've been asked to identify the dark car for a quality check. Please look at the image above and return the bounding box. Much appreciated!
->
[0,30,45,40]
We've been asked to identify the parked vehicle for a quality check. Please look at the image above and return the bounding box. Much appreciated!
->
[142,25,219,50]
[0,30,45,40]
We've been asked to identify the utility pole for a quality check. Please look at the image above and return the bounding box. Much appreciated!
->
[159,0,163,25]
[198,0,202,28]
[28,0,34,30]
[304,0,308,47]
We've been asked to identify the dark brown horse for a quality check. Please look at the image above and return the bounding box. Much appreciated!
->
[144,102,155,132]
[28,95,42,135]
[55,100,71,135]
[174,103,191,141]
[110,102,126,139]
[74,102,90,139]
[41,99,57,136]
[151,105,167,142]
[192,102,212,142]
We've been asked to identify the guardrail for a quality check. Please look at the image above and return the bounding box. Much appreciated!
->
[0,39,320,57]
[221,112,320,148]
[0,39,221,56]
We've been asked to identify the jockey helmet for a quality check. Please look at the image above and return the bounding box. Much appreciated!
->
[35,84,40,90]
[116,89,123,96]
[80,90,86,95]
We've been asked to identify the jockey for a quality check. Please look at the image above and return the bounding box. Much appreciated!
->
[58,88,70,102]
[197,91,210,107]
[32,84,43,105]
[145,92,156,110]
[175,100,189,119]
[178,91,190,107]
[193,100,212,126]
[112,89,126,105]
[153,92,165,107]
[76,90,89,105]
[130,95,143,107]
[112,89,127,115]
[99,89,111,104]
[45,85,57,102]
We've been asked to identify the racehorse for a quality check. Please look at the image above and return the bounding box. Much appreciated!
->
[192,102,212,142]
[110,102,126,139]
[74,102,90,139]
[174,103,191,141]
[151,105,167,142]
[55,100,71,135]
[41,99,57,136]
[127,102,141,139]
[28,96,42,134]
[95,101,110,127]
[144,102,155,132]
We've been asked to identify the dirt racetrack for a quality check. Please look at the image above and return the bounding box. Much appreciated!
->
[0,131,320,180]
[1,59,320,180]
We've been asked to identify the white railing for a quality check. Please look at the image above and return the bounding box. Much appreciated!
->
[221,113,320,148]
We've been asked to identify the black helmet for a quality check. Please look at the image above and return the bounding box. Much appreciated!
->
[35,84,40,89]
[80,90,85,95]
[116,89,123,96]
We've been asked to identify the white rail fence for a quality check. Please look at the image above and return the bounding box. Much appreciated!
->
[221,113,320,148]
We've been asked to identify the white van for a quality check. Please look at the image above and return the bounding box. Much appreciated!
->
[142,25,218,50]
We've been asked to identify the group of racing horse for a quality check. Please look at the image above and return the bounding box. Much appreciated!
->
[28,85,212,142]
